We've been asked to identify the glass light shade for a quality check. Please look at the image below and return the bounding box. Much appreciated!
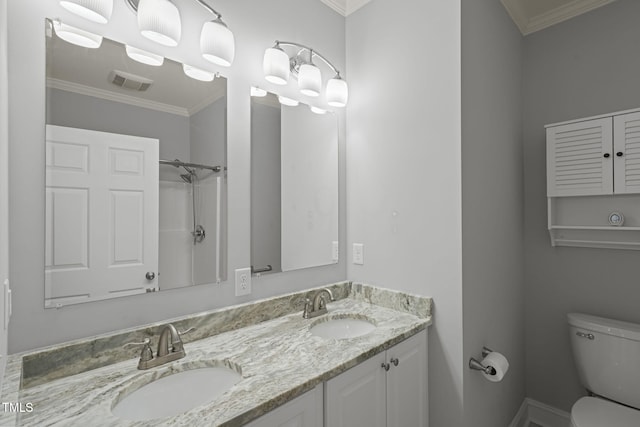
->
[201,19,235,67]
[53,22,102,48]
[137,0,181,47]
[183,64,215,82]
[125,45,164,66]
[326,76,349,107]
[310,106,327,115]
[59,0,113,24]
[263,47,290,85]
[251,87,267,97]
[298,63,321,97]
[278,95,298,107]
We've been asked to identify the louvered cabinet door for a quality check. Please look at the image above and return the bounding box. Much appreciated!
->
[613,111,640,194]
[546,117,613,197]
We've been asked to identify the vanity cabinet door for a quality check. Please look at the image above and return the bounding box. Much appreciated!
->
[324,330,428,427]
[386,330,428,427]
[245,384,323,427]
[324,352,387,427]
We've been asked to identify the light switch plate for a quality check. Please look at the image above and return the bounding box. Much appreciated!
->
[235,268,251,296]
[353,243,364,265]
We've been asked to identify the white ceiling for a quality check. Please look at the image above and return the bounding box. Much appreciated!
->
[500,0,618,35]
[319,0,371,16]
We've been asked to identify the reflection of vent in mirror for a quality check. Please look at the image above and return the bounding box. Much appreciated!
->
[109,70,153,91]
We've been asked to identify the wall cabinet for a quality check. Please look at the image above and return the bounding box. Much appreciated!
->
[546,109,640,250]
[324,330,428,427]
[245,384,323,427]
[546,111,640,197]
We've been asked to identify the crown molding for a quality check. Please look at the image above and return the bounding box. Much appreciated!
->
[319,0,371,16]
[501,0,618,35]
[47,78,190,117]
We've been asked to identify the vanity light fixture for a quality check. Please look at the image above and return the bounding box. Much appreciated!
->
[278,95,299,107]
[250,87,267,97]
[263,41,348,107]
[182,64,216,82]
[52,20,103,48]
[59,0,114,24]
[125,45,164,66]
[125,0,235,66]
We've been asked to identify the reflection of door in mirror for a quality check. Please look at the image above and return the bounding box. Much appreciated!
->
[45,27,227,307]
[251,93,339,274]
[45,125,159,307]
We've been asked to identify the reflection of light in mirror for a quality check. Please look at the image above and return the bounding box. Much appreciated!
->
[138,0,182,47]
[59,0,113,24]
[310,106,327,115]
[251,87,267,97]
[278,95,299,107]
[125,45,164,66]
[53,21,102,49]
[182,64,216,82]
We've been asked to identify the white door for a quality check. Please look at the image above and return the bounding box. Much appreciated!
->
[325,352,387,427]
[613,111,640,194]
[386,331,428,427]
[546,117,613,197]
[45,125,158,307]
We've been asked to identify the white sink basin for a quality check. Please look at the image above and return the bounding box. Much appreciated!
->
[310,316,376,340]
[112,365,241,421]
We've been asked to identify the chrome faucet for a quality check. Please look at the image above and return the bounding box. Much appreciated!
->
[127,324,193,370]
[303,288,335,319]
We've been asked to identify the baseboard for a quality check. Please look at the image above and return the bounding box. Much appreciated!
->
[509,398,571,427]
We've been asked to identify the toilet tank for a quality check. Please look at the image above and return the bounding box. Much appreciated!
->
[568,313,640,409]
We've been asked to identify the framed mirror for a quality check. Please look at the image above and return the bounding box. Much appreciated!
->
[250,91,338,275]
[45,21,227,307]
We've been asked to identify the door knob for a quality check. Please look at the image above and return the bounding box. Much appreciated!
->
[145,272,156,281]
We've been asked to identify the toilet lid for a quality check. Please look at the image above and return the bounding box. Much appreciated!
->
[572,397,640,427]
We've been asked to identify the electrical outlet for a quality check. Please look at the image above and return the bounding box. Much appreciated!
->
[332,241,339,263]
[235,268,251,296]
[353,243,364,265]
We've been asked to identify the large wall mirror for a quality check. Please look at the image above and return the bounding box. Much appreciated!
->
[45,20,227,308]
[251,92,338,275]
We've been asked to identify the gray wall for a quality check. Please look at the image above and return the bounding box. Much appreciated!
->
[523,0,640,412]
[250,101,282,274]
[0,0,9,389]
[8,0,346,353]
[461,0,525,425]
[47,88,191,161]
[346,1,463,426]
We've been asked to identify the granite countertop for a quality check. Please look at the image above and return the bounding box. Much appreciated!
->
[1,283,432,426]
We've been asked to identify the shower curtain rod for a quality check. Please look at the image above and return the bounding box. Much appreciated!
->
[159,159,222,173]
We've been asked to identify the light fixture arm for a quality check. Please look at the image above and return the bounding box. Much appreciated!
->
[275,40,342,77]
[125,0,223,20]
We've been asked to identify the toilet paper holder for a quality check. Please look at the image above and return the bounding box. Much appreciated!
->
[469,346,497,375]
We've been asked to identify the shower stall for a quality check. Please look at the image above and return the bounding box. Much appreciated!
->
[158,159,224,290]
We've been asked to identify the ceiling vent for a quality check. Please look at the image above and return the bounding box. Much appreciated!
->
[108,70,153,91]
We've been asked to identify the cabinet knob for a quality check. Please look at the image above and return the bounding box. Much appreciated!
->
[381,362,390,372]
[617,152,624,157]
[603,153,610,158]
[390,358,399,367]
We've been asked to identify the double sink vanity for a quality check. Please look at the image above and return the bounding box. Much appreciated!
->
[1,283,431,426]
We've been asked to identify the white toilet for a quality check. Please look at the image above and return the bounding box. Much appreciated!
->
[568,313,640,427]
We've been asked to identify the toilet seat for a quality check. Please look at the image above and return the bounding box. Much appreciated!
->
[571,397,640,427]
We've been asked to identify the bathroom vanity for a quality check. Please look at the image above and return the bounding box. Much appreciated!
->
[0,283,431,426]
